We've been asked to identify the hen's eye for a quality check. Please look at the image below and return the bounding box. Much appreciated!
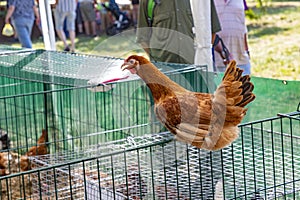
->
[129,59,135,64]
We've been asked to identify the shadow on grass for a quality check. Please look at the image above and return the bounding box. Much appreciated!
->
[74,30,144,57]
[247,3,299,38]
[248,25,289,38]
[249,3,300,17]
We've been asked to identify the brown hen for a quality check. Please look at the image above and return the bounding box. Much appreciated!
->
[121,55,255,151]
[26,129,48,156]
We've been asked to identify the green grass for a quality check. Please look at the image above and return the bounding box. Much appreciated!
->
[246,1,300,80]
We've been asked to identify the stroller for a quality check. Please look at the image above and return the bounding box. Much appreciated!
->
[102,0,131,36]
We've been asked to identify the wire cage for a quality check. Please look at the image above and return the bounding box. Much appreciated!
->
[0,49,210,199]
[5,131,223,200]
[0,49,208,154]
[1,104,296,200]
[1,107,299,200]
[222,105,300,199]
[0,49,300,200]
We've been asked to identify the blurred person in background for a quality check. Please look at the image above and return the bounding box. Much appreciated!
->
[76,0,84,34]
[54,0,77,52]
[96,0,113,35]
[136,0,222,64]
[5,0,40,48]
[78,0,97,37]
[131,0,139,28]
[214,0,251,75]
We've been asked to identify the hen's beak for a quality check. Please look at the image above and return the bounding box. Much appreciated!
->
[121,61,139,74]
[121,62,130,71]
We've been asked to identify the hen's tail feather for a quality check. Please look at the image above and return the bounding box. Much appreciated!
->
[222,61,238,81]
[237,93,256,107]
[223,64,245,88]
[240,75,250,83]
[37,129,47,144]
[241,81,253,95]
[222,61,255,108]
[236,68,243,80]
[202,60,255,150]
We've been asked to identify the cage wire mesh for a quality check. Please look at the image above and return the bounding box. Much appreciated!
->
[20,108,299,200]
[0,49,208,154]
[0,49,300,200]
[0,49,212,199]
[223,109,300,199]
[0,108,296,200]
[25,132,223,200]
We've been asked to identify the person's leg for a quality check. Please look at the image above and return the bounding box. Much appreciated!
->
[67,11,77,52]
[54,10,69,50]
[100,12,107,35]
[76,2,83,34]
[80,2,91,36]
[132,4,139,27]
[13,18,33,48]
[86,2,97,36]
[68,31,76,52]
[90,21,97,36]
[56,30,69,50]
[83,21,90,36]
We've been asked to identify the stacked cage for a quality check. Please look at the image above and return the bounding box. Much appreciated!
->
[0,48,299,199]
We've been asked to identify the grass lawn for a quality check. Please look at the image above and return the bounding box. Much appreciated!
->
[246,1,300,80]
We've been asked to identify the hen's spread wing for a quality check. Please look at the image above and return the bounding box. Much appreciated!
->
[154,92,212,147]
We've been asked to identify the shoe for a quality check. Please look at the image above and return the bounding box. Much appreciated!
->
[64,46,70,52]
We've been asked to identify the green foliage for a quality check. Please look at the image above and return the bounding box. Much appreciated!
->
[245,0,273,18]
[255,0,272,9]
[245,9,259,19]
[246,2,300,80]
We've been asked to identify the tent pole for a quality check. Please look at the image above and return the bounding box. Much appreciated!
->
[39,0,56,50]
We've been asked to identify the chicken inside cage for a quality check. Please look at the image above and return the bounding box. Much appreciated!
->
[0,152,32,199]
[0,129,50,199]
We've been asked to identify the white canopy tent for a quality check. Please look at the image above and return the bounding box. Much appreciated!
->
[190,0,213,71]
[39,0,56,50]
[190,0,217,93]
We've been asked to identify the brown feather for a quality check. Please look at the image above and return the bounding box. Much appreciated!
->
[122,56,255,151]
[26,129,48,156]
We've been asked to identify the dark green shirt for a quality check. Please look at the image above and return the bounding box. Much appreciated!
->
[137,0,221,64]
